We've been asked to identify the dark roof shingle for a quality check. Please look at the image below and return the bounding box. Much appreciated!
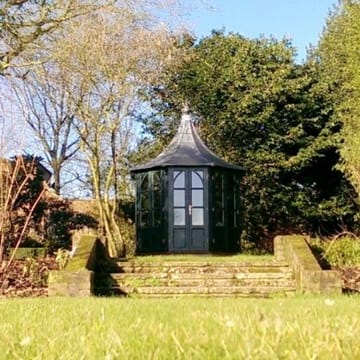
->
[130,109,244,173]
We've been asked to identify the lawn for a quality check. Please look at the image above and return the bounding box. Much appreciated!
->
[0,296,359,359]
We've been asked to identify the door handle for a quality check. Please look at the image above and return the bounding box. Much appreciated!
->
[188,204,192,215]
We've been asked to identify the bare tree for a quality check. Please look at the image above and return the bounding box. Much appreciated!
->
[1,0,199,256]
[0,76,29,155]
[0,0,117,74]
[11,65,80,195]
[50,3,189,256]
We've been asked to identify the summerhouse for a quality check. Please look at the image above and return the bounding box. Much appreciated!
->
[130,108,244,253]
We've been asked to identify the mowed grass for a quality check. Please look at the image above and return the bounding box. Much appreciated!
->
[0,296,359,359]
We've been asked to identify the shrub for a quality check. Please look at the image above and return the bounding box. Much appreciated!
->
[241,239,270,255]
[55,248,70,270]
[45,208,98,252]
[34,199,98,253]
[120,217,135,258]
[22,256,48,286]
[324,236,360,267]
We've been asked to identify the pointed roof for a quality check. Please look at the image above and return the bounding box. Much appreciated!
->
[130,108,244,173]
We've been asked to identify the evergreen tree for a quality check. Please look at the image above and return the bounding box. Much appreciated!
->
[141,31,359,245]
[317,0,360,203]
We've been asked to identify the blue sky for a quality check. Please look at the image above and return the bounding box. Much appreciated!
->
[188,0,337,62]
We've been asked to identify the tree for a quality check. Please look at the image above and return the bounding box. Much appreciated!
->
[316,0,360,202]
[0,0,115,74]
[142,31,359,245]
[11,65,80,195]
[47,3,188,256]
[0,1,127,197]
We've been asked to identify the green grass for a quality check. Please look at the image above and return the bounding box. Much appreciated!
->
[126,253,275,264]
[0,296,359,359]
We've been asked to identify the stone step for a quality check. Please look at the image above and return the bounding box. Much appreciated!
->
[103,271,295,280]
[116,260,289,267]
[103,278,295,288]
[94,285,296,298]
[115,262,292,274]
[95,259,296,298]
[95,274,295,288]
[94,269,297,297]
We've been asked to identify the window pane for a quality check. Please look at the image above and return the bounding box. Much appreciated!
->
[174,189,185,206]
[154,190,161,209]
[215,208,224,227]
[214,173,223,192]
[153,171,161,190]
[191,171,203,188]
[192,189,203,206]
[140,174,149,192]
[234,210,239,228]
[214,173,224,209]
[154,209,162,226]
[192,208,204,226]
[215,193,223,209]
[140,211,149,227]
[140,191,150,209]
[174,171,185,188]
[174,208,185,225]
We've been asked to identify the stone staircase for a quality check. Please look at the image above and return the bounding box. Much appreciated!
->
[48,235,342,297]
[94,259,297,298]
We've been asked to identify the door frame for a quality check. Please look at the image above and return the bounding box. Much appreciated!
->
[168,167,209,252]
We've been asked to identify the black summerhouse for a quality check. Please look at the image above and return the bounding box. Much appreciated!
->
[130,108,244,253]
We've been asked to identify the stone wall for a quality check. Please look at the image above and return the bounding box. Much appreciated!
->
[48,235,99,296]
[274,235,342,294]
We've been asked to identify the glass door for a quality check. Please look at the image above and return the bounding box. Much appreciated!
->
[170,168,208,251]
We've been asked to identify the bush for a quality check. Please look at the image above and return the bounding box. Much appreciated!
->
[324,236,360,267]
[45,210,98,252]
[117,217,135,258]
[33,199,98,253]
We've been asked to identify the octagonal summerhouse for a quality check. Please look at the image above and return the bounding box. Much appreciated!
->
[130,108,245,254]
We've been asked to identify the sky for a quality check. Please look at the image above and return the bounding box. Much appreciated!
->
[188,0,337,62]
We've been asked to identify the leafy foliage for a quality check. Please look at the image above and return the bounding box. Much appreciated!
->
[316,0,360,201]
[325,237,360,267]
[34,198,98,253]
[55,249,70,270]
[141,31,359,245]
[309,235,360,267]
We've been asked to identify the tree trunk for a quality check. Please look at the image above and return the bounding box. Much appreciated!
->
[53,164,61,195]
